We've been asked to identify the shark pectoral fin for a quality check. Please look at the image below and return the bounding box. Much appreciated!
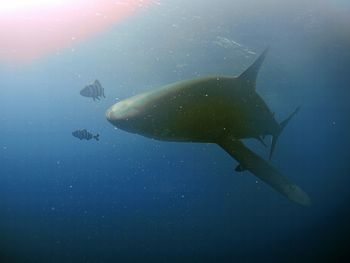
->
[235,164,246,172]
[218,137,311,206]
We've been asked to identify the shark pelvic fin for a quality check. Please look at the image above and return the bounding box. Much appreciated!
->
[269,106,301,160]
[219,137,311,206]
[235,164,246,172]
[256,136,267,147]
[238,47,269,89]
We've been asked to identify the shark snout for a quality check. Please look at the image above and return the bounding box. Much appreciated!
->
[106,101,141,129]
[106,105,126,125]
[106,107,115,123]
[106,107,129,131]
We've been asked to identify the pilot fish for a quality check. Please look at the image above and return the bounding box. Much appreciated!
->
[72,129,99,141]
[80,80,105,101]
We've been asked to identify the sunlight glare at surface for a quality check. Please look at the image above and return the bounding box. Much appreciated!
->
[0,0,71,12]
[0,0,152,63]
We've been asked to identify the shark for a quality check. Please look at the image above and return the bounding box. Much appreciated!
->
[106,49,311,206]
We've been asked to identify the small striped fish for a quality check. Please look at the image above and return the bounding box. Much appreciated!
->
[80,80,105,101]
[72,129,99,141]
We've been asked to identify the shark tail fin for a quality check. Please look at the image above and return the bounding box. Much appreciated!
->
[269,106,300,160]
[94,134,100,141]
[238,47,269,89]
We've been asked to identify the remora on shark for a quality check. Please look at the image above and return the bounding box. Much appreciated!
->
[106,49,311,206]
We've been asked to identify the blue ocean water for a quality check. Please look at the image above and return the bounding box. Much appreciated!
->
[1,1,350,262]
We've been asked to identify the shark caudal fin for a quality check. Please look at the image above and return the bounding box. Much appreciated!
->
[238,47,269,89]
[219,136,311,206]
[269,106,300,160]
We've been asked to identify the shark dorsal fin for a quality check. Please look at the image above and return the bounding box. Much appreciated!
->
[238,47,269,89]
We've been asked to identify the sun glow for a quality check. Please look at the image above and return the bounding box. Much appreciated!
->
[0,0,71,12]
[0,0,152,63]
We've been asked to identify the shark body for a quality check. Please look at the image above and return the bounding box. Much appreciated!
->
[106,49,311,206]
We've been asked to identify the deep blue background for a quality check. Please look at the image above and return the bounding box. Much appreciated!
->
[1,1,350,262]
